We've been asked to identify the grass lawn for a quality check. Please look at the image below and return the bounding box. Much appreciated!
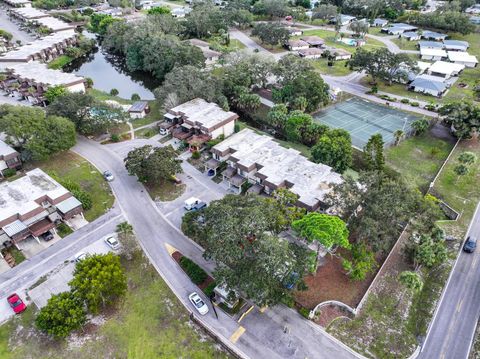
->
[310,58,353,76]
[47,55,73,69]
[146,179,186,202]
[249,35,286,53]
[385,131,454,192]
[367,27,390,36]
[135,127,157,139]
[87,88,133,105]
[0,250,231,359]
[56,223,73,238]
[208,38,246,53]
[391,37,418,51]
[294,29,387,53]
[29,151,114,222]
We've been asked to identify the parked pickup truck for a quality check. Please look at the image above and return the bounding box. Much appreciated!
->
[184,197,207,211]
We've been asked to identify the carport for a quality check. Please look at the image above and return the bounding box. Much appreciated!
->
[205,158,220,176]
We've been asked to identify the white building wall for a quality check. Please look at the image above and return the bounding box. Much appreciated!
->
[66,82,85,93]
[210,120,235,139]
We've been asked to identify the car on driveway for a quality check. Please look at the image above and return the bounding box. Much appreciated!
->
[463,236,477,253]
[74,252,88,262]
[104,235,120,250]
[191,201,207,212]
[189,292,209,315]
[7,293,27,314]
[41,230,54,241]
[103,170,114,182]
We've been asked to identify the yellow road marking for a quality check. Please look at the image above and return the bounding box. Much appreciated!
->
[229,326,245,343]
[238,305,254,323]
[259,306,268,313]
[165,243,178,256]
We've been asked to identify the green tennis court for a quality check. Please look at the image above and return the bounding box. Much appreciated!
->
[313,97,421,148]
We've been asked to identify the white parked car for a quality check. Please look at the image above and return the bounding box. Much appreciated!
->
[103,170,114,182]
[104,235,120,250]
[74,252,88,263]
[188,292,209,315]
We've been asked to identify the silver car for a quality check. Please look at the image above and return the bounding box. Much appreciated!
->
[104,235,120,250]
[103,170,114,182]
[188,292,209,315]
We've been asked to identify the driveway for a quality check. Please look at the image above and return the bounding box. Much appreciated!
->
[0,8,35,44]
[73,137,361,359]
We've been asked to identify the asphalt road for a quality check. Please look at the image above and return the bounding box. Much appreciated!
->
[73,137,360,359]
[420,203,480,359]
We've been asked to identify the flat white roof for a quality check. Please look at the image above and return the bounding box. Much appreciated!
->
[417,61,431,72]
[214,129,343,207]
[0,139,17,157]
[169,98,237,131]
[448,51,478,64]
[0,30,76,61]
[35,17,75,31]
[0,168,69,221]
[428,60,465,75]
[4,0,31,4]
[11,7,49,19]
[420,48,447,57]
[6,61,84,86]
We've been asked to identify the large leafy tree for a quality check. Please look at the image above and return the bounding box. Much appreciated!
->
[35,292,86,338]
[312,129,353,173]
[342,243,377,281]
[440,101,480,139]
[124,145,182,183]
[0,105,76,161]
[184,2,228,38]
[195,195,311,306]
[251,22,290,47]
[69,253,127,314]
[252,0,289,18]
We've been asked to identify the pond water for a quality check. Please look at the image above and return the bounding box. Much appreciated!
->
[65,39,160,100]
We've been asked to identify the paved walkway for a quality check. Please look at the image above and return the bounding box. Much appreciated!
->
[0,8,35,45]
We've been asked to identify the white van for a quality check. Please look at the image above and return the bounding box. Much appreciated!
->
[184,197,200,211]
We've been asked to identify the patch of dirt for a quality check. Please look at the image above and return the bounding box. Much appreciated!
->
[314,304,353,328]
[294,252,378,310]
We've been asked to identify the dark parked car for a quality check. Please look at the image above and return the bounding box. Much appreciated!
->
[463,236,477,253]
[41,230,54,241]
[191,201,207,212]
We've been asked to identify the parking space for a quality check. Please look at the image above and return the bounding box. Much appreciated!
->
[16,232,62,259]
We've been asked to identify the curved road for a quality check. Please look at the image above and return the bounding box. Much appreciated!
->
[73,137,362,359]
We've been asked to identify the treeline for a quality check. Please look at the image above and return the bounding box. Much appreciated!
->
[399,10,476,34]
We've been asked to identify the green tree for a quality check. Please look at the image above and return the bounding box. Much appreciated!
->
[147,6,171,15]
[69,253,127,313]
[440,102,480,139]
[363,133,385,171]
[124,145,182,183]
[252,0,289,18]
[116,221,133,235]
[399,270,423,293]
[454,163,468,180]
[251,22,290,47]
[292,213,351,252]
[311,129,353,173]
[458,151,477,166]
[411,118,429,136]
[411,234,447,269]
[184,2,228,38]
[393,129,405,145]
[342,243,377,281]
[110,88,119,96]
[266,104,289,134]
[349,20,369,38]
[35,292,86,338]
[284,111,314,143]
[45,85,67,103]
[131,93,140,101]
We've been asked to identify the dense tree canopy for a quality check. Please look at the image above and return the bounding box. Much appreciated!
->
[400,10,475,34]
[183,2,229,38]
[363,134,385,171]
[251,22,290,46]
[311,129,353,173]
[69,253,127,314]
[124,145,182,183]
[0,105,76,161]
[439,102,480,139]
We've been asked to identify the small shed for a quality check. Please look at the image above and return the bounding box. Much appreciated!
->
[128,101,150,119]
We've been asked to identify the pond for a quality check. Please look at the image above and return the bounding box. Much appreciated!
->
[65,40,160,100]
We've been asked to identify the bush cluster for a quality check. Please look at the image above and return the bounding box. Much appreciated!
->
[179,256,207,284]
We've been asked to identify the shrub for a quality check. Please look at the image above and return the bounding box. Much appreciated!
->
[72,189,93,211]
[281,296,295,308]
[299,307,310,318]
[234,123,241,133]
[400,98,410,104]
[131,93,140,101]
[411,101,420,107]
[203,281,217,297]
[179,256,207,284]
[110,88,119,96]
[110,133,120,142]
[191,151,201,160]
[2,168,16,178]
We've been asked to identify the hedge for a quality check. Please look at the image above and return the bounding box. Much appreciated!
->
[179,256,207,284]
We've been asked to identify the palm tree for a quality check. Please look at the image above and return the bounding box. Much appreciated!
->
[116,222,133,236]
[393,129,404,145]
[398,270,423,306]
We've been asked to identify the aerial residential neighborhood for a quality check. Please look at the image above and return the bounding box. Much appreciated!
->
[0,0,479,358]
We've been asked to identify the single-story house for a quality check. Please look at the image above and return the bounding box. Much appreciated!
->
[443,40,469,52]
[417,61,432,73]
[128,101,150,119]
[427,61,465,78]
[382,23,418,35]
[186,39,221,65]
[401,31,421,41]
[0,168,83,245]
[408,76,448,97]
[418,41,444,50]
[327,47,352,60]
[168,98,238,150]
[420,48,447,61]
[210,128,343,210]
[297,47,324,59]
[300,35,325,48]
[286,39,309,51]
[0,140,22,177]
[373,18,389,27]
[421,31,447,41]
[287,27,303,36]
[330,14,356,26]
[447,51,478,68]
